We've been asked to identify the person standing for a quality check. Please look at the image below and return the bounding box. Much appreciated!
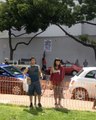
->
[4,58,9,65]
[42,51,47,72]
[50,58,65,107]
[83,59,88,67]
[75,59,80,66]
[23,57,43,108]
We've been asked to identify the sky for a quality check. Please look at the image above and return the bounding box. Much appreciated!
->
[0,0,6,2]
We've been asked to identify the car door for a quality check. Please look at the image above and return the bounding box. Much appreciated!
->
[84,70,96,99]
[64,63,73,74]
[0,68,11,94]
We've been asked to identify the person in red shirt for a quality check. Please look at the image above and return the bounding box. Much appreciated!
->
[50,58,65,107]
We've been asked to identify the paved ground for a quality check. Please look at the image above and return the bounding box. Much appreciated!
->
[0,90,95,112]
[0,75,96,112]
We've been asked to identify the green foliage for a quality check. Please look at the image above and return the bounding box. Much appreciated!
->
[73,5,85,22]
[0,0,51,33]
[76,0,96,21]
[79,34,89,43]
[0,1,23,31]
[0,0,78,33]
[0,0,96,34]
[0,0,96,60]
[79,34,96,46]
[91,40,96,46]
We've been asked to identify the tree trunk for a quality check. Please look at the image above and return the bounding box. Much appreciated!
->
[8,29,13,60]
[10,50,14,60]
[93,47,96,60]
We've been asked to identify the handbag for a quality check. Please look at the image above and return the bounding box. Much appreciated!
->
[23,76,31,92]
[26,77,31,85]
[23,77,28,92]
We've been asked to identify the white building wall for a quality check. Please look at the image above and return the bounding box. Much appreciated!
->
[38,24,82,37]
[0,23,95,66]
[9,24,82,38]
[0,38,9,62]
[0,30,8,38]
[82,19,96,35]
[0,36,95,67]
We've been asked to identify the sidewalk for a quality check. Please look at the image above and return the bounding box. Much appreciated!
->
[0,93,95,112]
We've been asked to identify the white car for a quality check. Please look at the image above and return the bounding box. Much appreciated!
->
[69,67,96,100]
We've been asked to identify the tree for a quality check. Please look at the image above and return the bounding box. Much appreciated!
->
[48,0,96,59]
[0,0,48,60]
[1,0,96,60]
[67,0,96,59]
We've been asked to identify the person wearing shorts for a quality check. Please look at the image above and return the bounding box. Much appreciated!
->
[23,57,42,108]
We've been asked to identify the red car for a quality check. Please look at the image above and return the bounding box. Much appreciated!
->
[64,63,82,75]
[46,63,82,76]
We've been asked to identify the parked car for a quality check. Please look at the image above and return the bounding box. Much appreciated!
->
[13,64,29,72]
[0,64,24,79]
[45,63,82,76]
[64,63,82,76]
[69,67,96,100]
[0,64,26,95]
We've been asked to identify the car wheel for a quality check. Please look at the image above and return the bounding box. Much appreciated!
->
[12,86,22,95]
[72,88,89,100]
[72,71,78,76]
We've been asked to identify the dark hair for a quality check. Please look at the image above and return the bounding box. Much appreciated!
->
[53,58,61,70]
[30,57,35,60]
[30,57,36,63]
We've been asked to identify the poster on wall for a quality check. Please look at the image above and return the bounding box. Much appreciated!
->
[44,40,52,52]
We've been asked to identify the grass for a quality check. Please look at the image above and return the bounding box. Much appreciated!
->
[0,104,96,120]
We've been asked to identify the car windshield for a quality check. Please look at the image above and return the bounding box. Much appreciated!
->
[4,66,22,75]
[65,63,72,67]
[76,69,84,76]
[85,70,96,78]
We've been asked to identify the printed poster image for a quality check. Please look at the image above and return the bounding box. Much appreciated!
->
[44,40,52,52]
